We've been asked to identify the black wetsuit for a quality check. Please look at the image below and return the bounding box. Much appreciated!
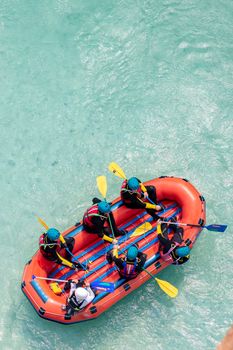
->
[158,222,189,265]
[40,234,75,262]
[84,211,124,237]
[39,235,85,269]
[83,198,126,238]
[107,250,147,279]
[121,178,162,220]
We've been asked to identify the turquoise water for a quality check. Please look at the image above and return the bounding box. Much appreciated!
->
[0,0,233,349]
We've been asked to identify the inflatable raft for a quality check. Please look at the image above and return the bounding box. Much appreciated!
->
[21,176,206,324]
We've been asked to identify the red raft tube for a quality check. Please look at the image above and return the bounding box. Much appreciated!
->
[21,177,206,324]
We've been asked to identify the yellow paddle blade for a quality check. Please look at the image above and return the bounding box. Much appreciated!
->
[96,175,107,199]
[131,222,152,237]
[108,162,127,179]
[155,278,178,298]
[37,217,49,231]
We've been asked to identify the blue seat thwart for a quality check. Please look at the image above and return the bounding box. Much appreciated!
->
[60,204,179,283]
[92,208,181,304]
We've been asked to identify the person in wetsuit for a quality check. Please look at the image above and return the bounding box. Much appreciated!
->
[83,199,127,244]
[107,243,147,279]
[63,279,95,317]
[157,218,190,265]
[120,177,164,221]
[39,228,83,270]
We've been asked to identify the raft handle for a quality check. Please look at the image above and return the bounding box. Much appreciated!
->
[185,239,192,246]
[64,314,71,320]
[198,218,204,226]
[39,307,45,315]
[123,284,131,292]
[182,178,189,182]
[89,306,97,314]
[21,281,26,289]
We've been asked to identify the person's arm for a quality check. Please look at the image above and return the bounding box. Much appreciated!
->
[59,234,68,247]
[141,200,161,211]
[121,187,145,208]
[102,235,114,243]
[157,222,172,250]
[69,282,77,296]
[56,252,75,268]
[140,182,147,193]
[134,193,160,210]
[108,211,118,232]
[112,247,124,269]
[137,252,147,264]
[144,202,157,209]
[86,286,95,300]
[138,180,162,210]
[131,194,147,208]
[40,239,76,268]
[112,244,119,258]
[92,216,105,232]
[157,222,163,235]
[175,255,190,265]
[137,177,149,198]
[113,257,125,270]
[81,288,95,308]
[92,215,112,241]
[136,252,147,271]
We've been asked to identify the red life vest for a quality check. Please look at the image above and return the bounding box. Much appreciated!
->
[83,205,106,229]
[118,259,138,279]
[160,242,180,264]
[39,233,61,259]
[120,180,143,204]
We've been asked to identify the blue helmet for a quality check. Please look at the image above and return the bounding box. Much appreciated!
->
[98,201,111,214]
[176,246,190,257]
[127,245,138,261]
[47,228,60,241]
[128,177,140,191]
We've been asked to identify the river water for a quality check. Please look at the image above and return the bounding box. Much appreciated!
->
[0,0,233,349]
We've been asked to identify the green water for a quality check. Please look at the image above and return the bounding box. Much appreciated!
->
[0,0,233,349]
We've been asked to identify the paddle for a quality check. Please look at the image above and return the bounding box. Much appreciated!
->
[37,217,49,230]
[130,222,153,237]
[96,175,115,238]
[108,162,127,179]
[108,162,157,206]
[142,268,178,298]
[37,217,88,271]
[96,175,108,199]
[160,221,227,233]
[32,275,115,293]
[90,281,115,293]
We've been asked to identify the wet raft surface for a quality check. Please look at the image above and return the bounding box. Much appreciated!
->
[46,201,180,311]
